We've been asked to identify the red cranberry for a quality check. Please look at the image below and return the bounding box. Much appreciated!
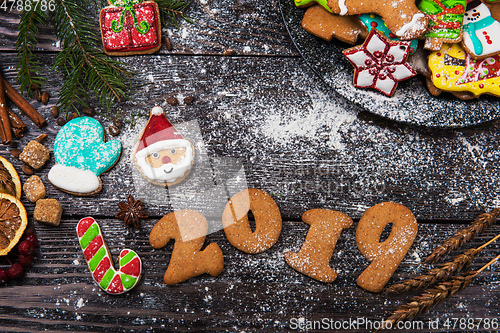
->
[18,240,34,256]
[24,234,38,248]
[18,254,34,267]
[7,263,24,279]
[0,269,8,285]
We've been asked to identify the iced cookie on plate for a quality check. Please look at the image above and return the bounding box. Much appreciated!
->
[133,106,195,187]
[428,43,500,97]
[48,117,122,196]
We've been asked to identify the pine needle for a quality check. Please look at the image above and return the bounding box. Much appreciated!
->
[155,0,194,28]
[16,7,46,96]
[423,208,500,264]
[52,0,134,113]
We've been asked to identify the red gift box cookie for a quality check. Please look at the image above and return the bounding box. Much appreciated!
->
[100,0,162,56]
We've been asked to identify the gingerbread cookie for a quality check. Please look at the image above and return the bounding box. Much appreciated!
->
[48,117,122,196]
[418,0,467,51]
[285,209,352,283]
[343,29,417,97]
[326,0,428,40]
[356,202,417,293]
[486,1,500,22]
[428,43,500,97]
[133,106,195,187]
[149,209,224,285]
[77,217,142,294]
[462,0,500,59]
[222,188,282,254]
[301,5,368,44]
[357,14,419,54]
[100,0,161,56]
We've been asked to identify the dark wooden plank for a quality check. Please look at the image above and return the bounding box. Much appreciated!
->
[0,53,499,221]
[0,0,298,56]
[1,219,500,332]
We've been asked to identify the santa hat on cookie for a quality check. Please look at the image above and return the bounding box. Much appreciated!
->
[135,106,191,159]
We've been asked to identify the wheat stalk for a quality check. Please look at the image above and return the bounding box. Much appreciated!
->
[386,232,500,293]
[423,208,500,264]
[382,253,500,329]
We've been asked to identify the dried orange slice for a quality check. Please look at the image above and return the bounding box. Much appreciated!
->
[0,156,21,199]
[0,193,28,256]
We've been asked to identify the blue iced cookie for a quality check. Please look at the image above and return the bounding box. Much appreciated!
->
[48,117,122,195]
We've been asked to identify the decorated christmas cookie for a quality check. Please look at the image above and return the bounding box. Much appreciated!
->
[428,43,500,97]
[417,0,467,51]
[77,217,142,294]
[487,2,500,22]
[357,14,418,54]
[343,29,417,97]
[294,0,330,9]
[133,106,195,187]
[100,0,161,56]
[326,0,428,40]
[462,0,500,58]
[301,5,368,44]
[48,117,122,196]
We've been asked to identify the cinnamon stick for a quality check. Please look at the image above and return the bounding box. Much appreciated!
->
[1,76,46,128]
[7,107,26,138]
[0,77,12,143]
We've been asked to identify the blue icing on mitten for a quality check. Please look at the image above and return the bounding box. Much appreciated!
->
[48,117,121,195]
[53,117,121,176]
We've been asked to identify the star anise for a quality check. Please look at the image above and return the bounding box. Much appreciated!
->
[116,195,148,228]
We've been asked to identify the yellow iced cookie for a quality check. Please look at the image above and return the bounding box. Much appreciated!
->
[429,43,500,97]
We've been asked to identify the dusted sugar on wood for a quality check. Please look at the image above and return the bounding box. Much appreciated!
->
[19,140,50,170]
[34,198,62,226]
[23,175,46,202]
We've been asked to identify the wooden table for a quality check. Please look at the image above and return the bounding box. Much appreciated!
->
[1,1,500,332]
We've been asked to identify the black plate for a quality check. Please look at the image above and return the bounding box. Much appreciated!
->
[279,0,500,127]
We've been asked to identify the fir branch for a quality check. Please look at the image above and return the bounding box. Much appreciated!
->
[423,208,500,264]
[16,7,46,96]
[155,0,194,28]
[52,0,133,113]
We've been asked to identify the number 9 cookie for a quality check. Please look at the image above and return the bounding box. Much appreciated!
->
[356,202,418,293]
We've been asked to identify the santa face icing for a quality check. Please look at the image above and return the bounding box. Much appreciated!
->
[134,106,194,185]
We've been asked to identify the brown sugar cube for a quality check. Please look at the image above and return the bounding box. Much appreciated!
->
[34,199,62,226]
[19,140,50,170]
[23,175,46,202]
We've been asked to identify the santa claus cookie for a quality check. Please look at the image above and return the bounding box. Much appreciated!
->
[48,117,122,196]
[133,106,195,187]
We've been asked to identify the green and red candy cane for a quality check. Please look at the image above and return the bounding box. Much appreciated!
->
[77,217,142,294]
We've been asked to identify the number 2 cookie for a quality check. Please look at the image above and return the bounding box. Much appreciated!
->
[133,106,195,187]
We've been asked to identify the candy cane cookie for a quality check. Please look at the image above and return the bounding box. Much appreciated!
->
[76,217,142,294]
